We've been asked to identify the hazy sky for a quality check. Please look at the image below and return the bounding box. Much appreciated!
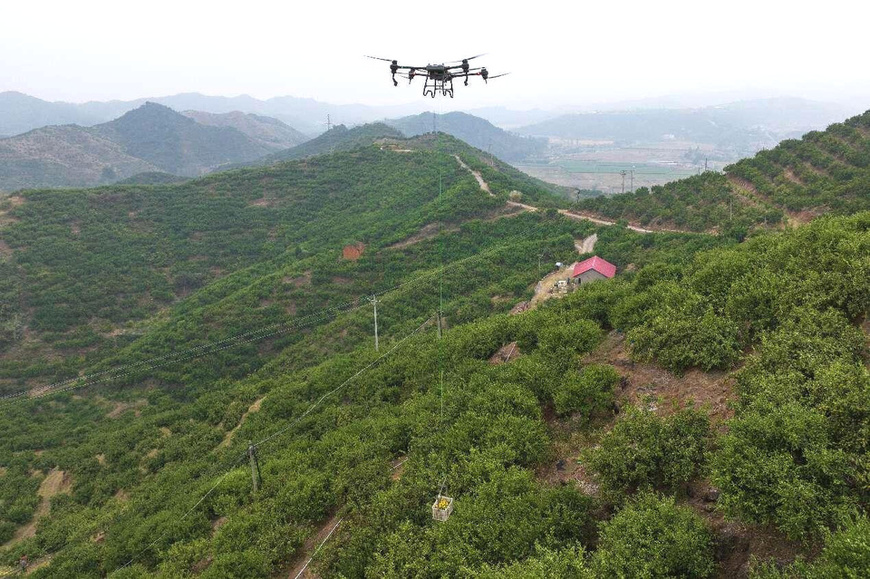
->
[3,0,870,109]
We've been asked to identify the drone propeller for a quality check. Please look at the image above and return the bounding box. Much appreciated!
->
[365,55,397,63]
[448,53,486,64]
[487,73,510,80]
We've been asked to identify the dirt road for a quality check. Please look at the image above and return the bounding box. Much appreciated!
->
[576,233,597,254]
[452,155,694,234]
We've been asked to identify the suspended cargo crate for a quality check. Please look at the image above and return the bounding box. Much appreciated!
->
[432,494,454,522]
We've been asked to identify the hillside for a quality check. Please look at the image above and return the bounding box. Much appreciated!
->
[571,109,870,234]
[0,133,567,396]
[92,103,273,176]
[0,125,158,190]
[257,123,404,165]
[114,172,189,185]
[0,103,279,190]
[388,111,547,162]
[0,129,866,578]
[182,110,308,150]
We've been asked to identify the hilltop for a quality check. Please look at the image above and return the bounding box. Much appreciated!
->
[0,103,292,189]
[256,123,404,164]
[570,108,870,234]
[388,111,547,162]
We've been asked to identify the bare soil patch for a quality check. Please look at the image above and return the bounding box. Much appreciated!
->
[390,456,408,481]
[249,197,277,208]
[282,514,342,579]
[107,399,148,419]
[530,268,573,307]
[782,168,804,186]
[576,234,597,254]
[342,243,365,261]
[584,331,735,422]
[220,397,265,448]
[285,271,312,287]
[489,342,521,365]
[2,469,71,548]
[683,480,816,579]
[453,155,491,194]
[387,223,441,249]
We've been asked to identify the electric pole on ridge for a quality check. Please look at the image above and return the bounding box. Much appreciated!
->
[248,441,262,493]
[369,295,380,351]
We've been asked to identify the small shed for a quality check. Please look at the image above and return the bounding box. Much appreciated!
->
[572,256,616,284]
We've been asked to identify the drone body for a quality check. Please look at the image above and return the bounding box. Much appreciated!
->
[366,54,507,98]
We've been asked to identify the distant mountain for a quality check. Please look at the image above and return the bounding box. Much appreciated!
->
[0,91,428,137]
[517,98,849,149]
[0,91,105,136]
[386,112,547,162]
[182,110,308,150]
[0,103,278,190]
[257,123,404,165]
[466,106,559,129]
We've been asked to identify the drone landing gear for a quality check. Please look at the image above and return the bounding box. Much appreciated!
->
[423,77,454,98]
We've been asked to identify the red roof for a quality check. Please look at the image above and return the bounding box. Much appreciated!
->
[572,256,616,279]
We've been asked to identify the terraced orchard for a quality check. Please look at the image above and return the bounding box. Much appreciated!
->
[574,109,870,235]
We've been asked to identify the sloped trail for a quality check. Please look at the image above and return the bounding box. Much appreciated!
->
[576,233,597,254]
[451,155,697,234]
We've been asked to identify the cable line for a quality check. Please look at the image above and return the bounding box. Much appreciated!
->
[0,248,497,407]
[114,315,433,573]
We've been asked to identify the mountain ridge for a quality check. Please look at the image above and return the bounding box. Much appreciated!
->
[0,103,289,189]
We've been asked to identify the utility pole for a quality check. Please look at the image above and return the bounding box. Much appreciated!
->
[620,170,627,194]
[248,441,261,493]
[369,295,380,351]
[326,114,332,132]
[704,157,708,172]
[630,169,634,192]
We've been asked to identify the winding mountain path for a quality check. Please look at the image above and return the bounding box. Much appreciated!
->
[451,155,698,234]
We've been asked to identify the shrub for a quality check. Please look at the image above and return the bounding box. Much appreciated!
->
[553,364,619,419]
[473,544,593,578]
[810,516,870,579]
[592,493,715,578]
[583,406,711,501]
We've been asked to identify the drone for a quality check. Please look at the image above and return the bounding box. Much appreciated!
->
[366,54,508,98]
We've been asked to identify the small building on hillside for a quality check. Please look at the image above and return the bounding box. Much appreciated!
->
[571,256,616,284]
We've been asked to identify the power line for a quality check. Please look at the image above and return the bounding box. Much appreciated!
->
[293,517,344,579]
[114,316,434,573]
[0,248,504,407]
